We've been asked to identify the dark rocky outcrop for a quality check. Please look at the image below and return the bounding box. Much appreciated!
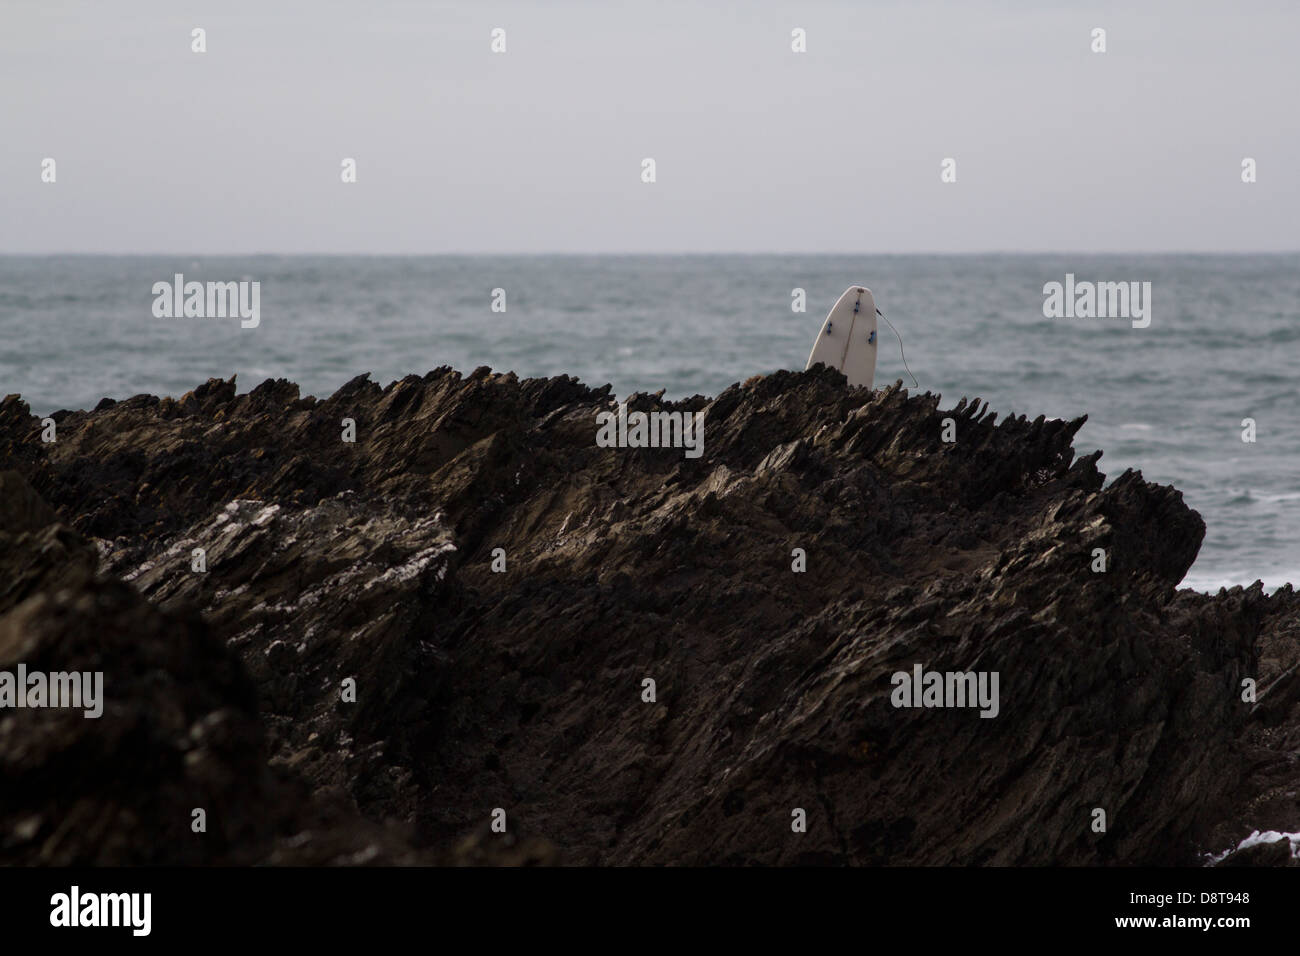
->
[0,366,1296,865]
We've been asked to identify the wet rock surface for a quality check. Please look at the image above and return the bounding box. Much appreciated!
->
[0,366,1296,865]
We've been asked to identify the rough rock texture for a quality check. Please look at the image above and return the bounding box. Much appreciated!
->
[0,366,1296,865]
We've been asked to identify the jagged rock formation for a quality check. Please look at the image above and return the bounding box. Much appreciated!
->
[0,366,1296,865]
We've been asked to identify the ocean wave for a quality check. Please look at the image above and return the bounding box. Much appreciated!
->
[1223,488,1300,506]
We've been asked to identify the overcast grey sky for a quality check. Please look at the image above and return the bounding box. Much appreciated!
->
[2,0,1296,253]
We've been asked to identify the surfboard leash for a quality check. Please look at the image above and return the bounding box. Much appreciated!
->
[876,309,920,389]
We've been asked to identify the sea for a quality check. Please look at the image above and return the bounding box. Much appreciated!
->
[2,253,1296,594]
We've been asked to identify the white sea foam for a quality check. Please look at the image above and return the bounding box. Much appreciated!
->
[1204,829,1300,865]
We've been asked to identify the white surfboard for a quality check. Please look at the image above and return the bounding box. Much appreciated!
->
[806,286,878,388]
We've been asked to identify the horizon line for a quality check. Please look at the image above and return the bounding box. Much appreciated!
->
[3,250,1299,257]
